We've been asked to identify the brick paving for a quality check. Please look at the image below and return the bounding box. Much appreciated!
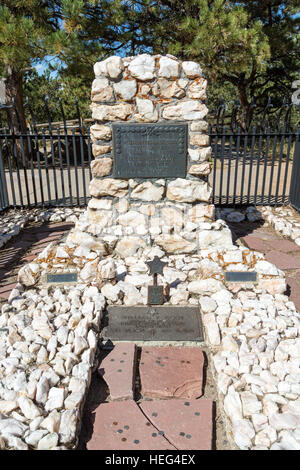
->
[240,226,300,312]
[0,222,73,303]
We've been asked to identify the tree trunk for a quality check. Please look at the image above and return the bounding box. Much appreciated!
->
[5,65,29,164]
[237,82,251,129]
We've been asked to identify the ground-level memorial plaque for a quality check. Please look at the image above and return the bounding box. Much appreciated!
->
[102,306,204,342]
[113,123,188,179]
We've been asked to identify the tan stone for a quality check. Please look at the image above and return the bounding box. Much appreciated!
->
[188,163,211,176]
[158,56,180,78]
[198,227,233,248]
[139,84,152,96]
[115,236,147,258]
[189,134,210,147]
[92,144,112,157]
[67,230,107,254]
[94,56,124,79]
[167,178,211,203]
[162,101,208,121]
[257,278,286,295]
[153,79,185,99]
[117,211,146,227]
[128,54,155,81]
[187,78,207,99]
[131,182,164,201]
[134,98,158,122]
[182,61,202,78]
[89,178,128,198]
[91,78,114,103]
[188,147,212,162]
[91,158,113,177]
[190,121,209,132]
[136,204,156,216]
[113,79,137,101]
[88,198,112,210]
[155,234,197,254]
[91,103,133,121]
[90,124,112,142]
[114,198,129,213]
[161,207,184,228]
[188,204,215,223]
[87,208,110,228]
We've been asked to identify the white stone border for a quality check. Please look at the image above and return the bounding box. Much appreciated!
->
[0,208,84,251]
[0,225,299,450]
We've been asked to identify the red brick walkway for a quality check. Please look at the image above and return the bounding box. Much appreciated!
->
[241,226,300,311]
[0,222,73,303]
[81,344,214,450]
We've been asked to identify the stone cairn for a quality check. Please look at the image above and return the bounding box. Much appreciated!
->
[69,53,233,255]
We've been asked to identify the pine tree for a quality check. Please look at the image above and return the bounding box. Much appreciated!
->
[0,1,128,134]
[134,0,299,124]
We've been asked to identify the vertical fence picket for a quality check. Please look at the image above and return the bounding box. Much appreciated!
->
[57,128,66,206]
[72,129,80,206]
[26,131,37,207]
[261,126,271,205]
[41,128,52,206]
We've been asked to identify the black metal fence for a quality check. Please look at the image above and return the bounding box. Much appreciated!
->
[0,96,299,212]
[0,97,92,211]
[209,98,300,206]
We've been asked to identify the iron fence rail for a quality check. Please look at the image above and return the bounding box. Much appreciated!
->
[0,129,92,210]
[209,126,300,206]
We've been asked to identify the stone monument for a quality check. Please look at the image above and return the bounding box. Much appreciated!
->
[68,53,233,256]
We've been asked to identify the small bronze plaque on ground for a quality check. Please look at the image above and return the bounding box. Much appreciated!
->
[46,273,78,284]
[102,306,204,342]
[225,271,257,282]
[113,123,188,178]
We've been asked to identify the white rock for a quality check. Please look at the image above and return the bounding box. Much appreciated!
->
[224,385,243,422]
[40,410,61,433]
[232,419,255,450]
[25,429,48,447]
[113,79,137,101]
[203,313,220,345]
[36,376,49,404]
[45,387,65,412]
[269,412,300,431]
[188,279,223,295]
[256,260,279,276]
[158,56,179,78]
[182,61,202,77]
[94,56,124,79]
[199,297,217,313]
[37,432,59,450]
[18,396,41,420]
[128,54,155,80]
[240,391,262,416]
[59,409,78,444]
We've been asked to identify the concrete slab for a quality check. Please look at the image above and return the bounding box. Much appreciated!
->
[140,346,204,399]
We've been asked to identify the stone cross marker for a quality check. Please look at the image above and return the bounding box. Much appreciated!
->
[146,256,167,305]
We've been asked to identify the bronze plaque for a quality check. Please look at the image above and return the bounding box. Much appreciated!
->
[147,285,164,305]
[225,271,257,282]
[102,306,204,342]
[113,123,188,178]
